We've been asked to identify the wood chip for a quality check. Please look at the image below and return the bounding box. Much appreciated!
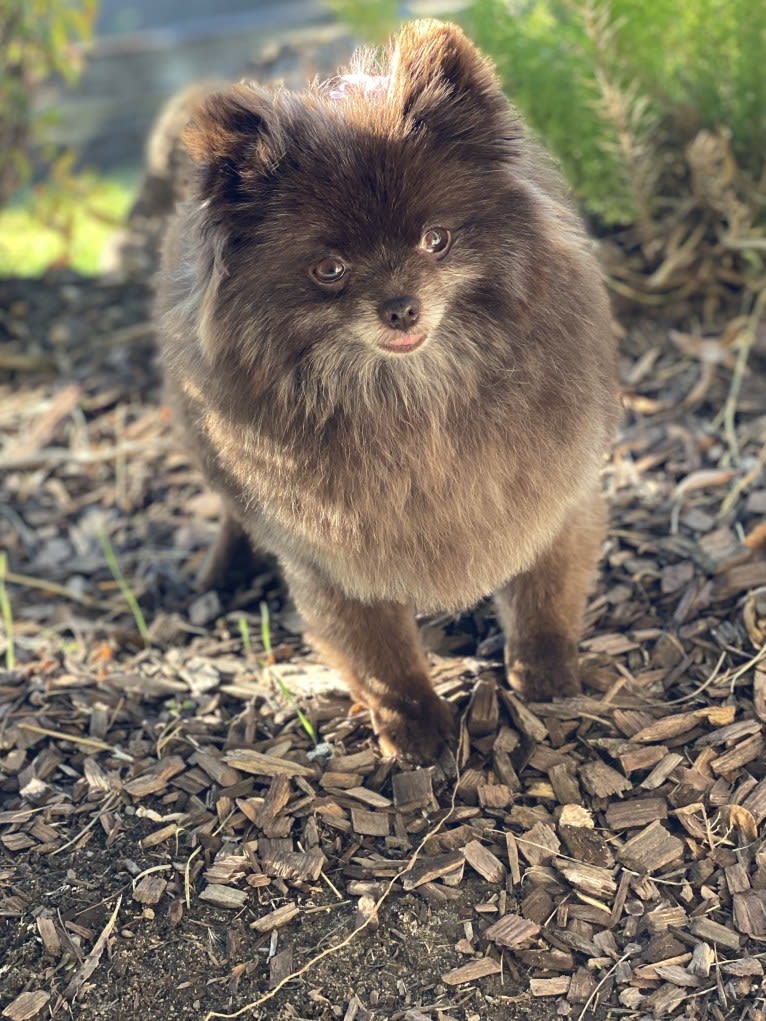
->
[140,823,180,849]
[742,778,766,823]
[351,808,390,837]
[343,786,392,808]
[518,948,575,972]
[567,966,597,1004]
[554,860,617,899]
[132,874,168,905]
[652,963,701,987]
[223,749,314,778]
[711,733,765,774]
[548,763,582,805]
[122,775,169,798]
[721,957,764,977]
[327,749,376,773]
[492,749,521,792]
[462,840,505,883]
[269,947,294,988]
[35,915,60,956]
[580,760,632,797]
[733,890,766,937]
[191,749,242,787]
[391,769,435,811]
[484,913,540,949]
[632,953,692,982]
[500,691,548,742]
[320,770,362,789]
[250,902,300,932]
[466,679,499,737]
[617,821,684,873]
[518,824,560,868]
[688,941,715,977]
[640,752,684,790]
[605,797,668,830]
[715,561,766,599]
[688,916,742,950]
[505,832,521,886]
[477,783,514,809]
[442,957,501,985]
[402,852,465,890]
[643,984,687,1015]
[265,849,325,882]
[1,991,50,1021]
[530,976,570,997]
[698,525,748,570]
[199,884,248,910]
[559,825,613,867]
[630,706,736,743]
[646,905,687,933]
[618,744,669,774]
[725,862,751,895]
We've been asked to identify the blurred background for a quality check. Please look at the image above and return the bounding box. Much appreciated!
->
[0,0,764,317]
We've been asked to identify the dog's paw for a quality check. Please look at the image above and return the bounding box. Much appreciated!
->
[371,693,455,763]
[505,634,581,701]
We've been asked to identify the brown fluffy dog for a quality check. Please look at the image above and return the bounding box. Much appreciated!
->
[156,20,619,760]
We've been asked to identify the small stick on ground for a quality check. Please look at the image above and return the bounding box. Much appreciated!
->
[62,894,122,1000]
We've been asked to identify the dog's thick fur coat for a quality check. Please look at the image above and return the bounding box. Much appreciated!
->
[156,20,619,759]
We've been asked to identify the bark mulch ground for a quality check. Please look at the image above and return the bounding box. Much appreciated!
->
[2,250,766,1021]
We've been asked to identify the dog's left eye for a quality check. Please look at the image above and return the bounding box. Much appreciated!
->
[420,227,452,257]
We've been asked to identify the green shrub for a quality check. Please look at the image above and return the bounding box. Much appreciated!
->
[0,0,97,209]
[463,0,766,226]
[0,166,137,276]
[325,0,400,42]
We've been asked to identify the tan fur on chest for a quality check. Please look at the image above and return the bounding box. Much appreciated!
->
[192,382,603,611]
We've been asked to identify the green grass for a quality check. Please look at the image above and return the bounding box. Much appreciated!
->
[260,601,317,744]
[99,532,149,642]
[0,553,16,671]
[0,168,138,277]
[238,616,254,656]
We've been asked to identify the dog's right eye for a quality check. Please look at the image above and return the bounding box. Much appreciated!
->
[310,257,347,287]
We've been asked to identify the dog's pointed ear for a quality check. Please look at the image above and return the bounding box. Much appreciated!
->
[389,20,517,150]
[183,83,280,199]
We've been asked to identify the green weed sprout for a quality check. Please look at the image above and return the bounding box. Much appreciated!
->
[0,553,16,670]
[99,532,149,642]
[260,601,316,744]
[238,616,253,655]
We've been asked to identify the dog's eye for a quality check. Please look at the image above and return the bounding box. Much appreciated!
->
[420,227,452,257]
[310,257,347,286]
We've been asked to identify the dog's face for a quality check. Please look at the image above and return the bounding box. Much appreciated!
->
[176,21,552,413]
[219,118,534,362]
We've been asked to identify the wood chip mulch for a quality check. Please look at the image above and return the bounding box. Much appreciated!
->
[1,267,766,1021]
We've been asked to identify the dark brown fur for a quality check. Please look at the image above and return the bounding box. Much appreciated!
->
[155,20,619,760]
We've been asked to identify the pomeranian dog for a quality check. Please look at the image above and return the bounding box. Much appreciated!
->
[156,20,618,760]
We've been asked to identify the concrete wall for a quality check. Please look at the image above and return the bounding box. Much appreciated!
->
[43,1,342,171]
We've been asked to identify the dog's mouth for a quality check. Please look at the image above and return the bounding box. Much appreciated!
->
[378,331,426,354]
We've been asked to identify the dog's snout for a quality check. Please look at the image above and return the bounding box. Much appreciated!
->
[379,295,421,332]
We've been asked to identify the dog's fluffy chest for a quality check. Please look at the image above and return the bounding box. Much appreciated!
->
[207,411,582,611]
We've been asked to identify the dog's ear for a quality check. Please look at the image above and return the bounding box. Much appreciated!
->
[183,83,281,200]
[389,20,518,153]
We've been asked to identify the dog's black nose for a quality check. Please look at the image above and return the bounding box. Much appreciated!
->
[379,295,421,331]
